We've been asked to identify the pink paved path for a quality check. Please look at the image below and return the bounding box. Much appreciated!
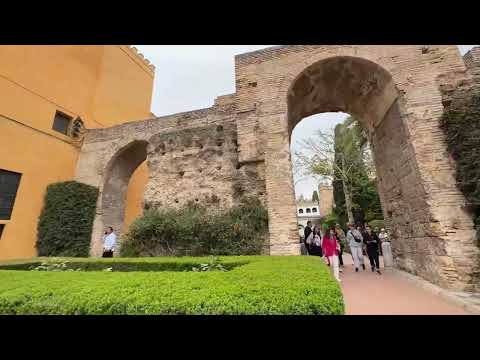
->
[338,255,468,315]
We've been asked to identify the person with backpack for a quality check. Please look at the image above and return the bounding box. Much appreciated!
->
[303,221,313,255]
[347,223,365,272]
[308,227,323,257]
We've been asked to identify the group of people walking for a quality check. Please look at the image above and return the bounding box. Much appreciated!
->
[302,221,390,283]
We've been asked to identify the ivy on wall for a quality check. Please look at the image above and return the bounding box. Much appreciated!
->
[36,181,99,257]
[441,85,480,236]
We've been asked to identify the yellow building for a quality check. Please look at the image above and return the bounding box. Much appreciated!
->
[0,45,154,260]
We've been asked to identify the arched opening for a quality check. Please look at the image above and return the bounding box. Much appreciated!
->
[288,56,398,134]
[284,56,432,278]
[102,140,148,245]
[123,161,149,232]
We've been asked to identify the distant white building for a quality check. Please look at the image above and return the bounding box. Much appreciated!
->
[296,199,322,229]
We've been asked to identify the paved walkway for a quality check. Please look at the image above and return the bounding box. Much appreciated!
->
[338,255,469,315]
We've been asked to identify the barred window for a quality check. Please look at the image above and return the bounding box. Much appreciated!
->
[0,169,22,220]
[52,111,72,135]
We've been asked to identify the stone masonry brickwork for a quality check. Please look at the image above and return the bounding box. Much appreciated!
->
[76,45,480,292]
[318,185,334,217]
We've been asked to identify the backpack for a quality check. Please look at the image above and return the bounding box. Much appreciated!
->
[306,231,314,245]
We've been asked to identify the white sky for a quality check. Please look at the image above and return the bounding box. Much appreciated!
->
[136,45,477,199]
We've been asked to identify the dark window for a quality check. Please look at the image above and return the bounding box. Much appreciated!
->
[299,209,304,214]
[0,170,22,220]
[312,208,317,213]
[306,208,311,213]
[0,224,4,240]
[52,111,72,135]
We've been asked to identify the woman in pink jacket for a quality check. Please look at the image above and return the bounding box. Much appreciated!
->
[322,227,341,283]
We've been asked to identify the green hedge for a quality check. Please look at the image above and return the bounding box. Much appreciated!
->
[121,198,269,257]
[0,256,344,315]
[36,181,98,257]
[441,87,480,233]
[368,219,385,231]
[0,257,247,272]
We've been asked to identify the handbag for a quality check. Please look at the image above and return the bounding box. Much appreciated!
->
[350,230,362,243]
[306,231,314,245]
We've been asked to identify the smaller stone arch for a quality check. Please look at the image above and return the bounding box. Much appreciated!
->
[99,140,149,253]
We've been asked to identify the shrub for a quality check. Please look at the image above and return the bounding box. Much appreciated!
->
[36,181,98,257]
[321,212,340,229]
[120,197,269,257]
[368,219,385,231]
[0,257,246,272]
[0,256,344,315]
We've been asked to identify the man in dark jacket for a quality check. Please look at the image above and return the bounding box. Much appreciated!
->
[364,226,381,274]
[304,221,313,254]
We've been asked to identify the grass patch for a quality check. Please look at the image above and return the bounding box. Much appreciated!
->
[0,256,344,315]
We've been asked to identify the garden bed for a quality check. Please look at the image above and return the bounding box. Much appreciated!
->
[0,256,344,315]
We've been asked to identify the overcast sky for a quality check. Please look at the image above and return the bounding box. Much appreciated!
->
[136,45,477,199]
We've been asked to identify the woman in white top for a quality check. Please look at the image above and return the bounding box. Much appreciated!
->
[378,228,389,243]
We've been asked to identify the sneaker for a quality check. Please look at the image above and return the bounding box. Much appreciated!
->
[339,269,343,273]
[355,268,359,272]
[377,270,382,275]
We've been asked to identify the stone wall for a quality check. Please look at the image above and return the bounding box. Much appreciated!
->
[318,185,334,217]
[75,99,257,256]
[144,121,265,210]
[75,45,480,292]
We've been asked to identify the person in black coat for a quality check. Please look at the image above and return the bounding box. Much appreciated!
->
[364,225,381,274]
[304,221,313,254]
[308,227,323,257]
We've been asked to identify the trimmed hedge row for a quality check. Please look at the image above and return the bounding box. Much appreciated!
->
[0,257,247,272]
[36,181,98,257]
[0,256,344,315]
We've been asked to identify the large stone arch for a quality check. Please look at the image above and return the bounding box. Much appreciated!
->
[235,46,477,291]
[100,140,148,253]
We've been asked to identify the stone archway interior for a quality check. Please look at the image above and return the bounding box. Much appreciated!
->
[285,56,437,279]
[287,56,398,134]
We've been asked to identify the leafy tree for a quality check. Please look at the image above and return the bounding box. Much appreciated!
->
[293,116,383,227]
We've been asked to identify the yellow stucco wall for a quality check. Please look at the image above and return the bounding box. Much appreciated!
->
[123,162,149,232]
[0,45,154,260]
